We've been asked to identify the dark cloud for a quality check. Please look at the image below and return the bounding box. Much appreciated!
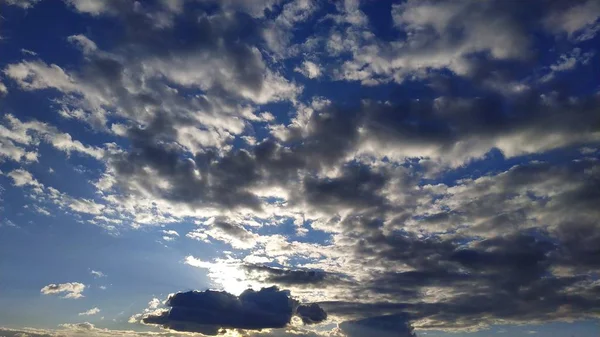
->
[321,228,600,330]
[110,87,600,213]
[339,314,416,337]
[301,164,388,212]
[243,265,352,288]
[296,303,327,325]
[143,286,327,334]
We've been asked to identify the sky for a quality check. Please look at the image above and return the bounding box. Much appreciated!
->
[0,0,599,336]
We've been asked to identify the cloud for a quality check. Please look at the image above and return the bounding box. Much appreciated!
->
[90,270,106,278]
[0,322,206,337]
[4,61,79,92]
[0,114,104,162]
[187,218,259,249]
[0,81,7,96]
[40,282,85,299]
[541,47,595,82]
[5,168,110,222]
[162,230,179,237]
[339,314,416,337]
[295,60,322,79]
[544,0,600,41]
[243,265,346,288]
[3,1,600,335]
[0,324,324,337]
[78,307,100,316]
[63,0,120,16]
[263,0,320,56]
[7,169,43,189]
[68,34,98,54]
[2,0,41,9]
[142,286,327,334]
[68,198,105,215]
[205,0,283,18]
[296,303,327,325]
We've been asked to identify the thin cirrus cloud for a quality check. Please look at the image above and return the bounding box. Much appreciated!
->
[0,0,599,336]
[78,307,100,316]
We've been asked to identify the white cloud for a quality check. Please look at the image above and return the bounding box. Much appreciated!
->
[185,256,253,295]
[3,0,41,8]
[90,270,106,278]
[162,230,179,237]
[110,123,127,136]
[211,0,282,18]
[34,205,51,216]
[263,0,320,56]
[68,34,98,54]
[147,297,161,310]
[187,218,259,250]
[4,61,78,92]
[295,60,322,79]
[7,169,43,189]
[78,307,101,316]
[40,282,86,299]
[69,198,105,215]
[0,81,7,96]
[0,138,36,163]
[64,0,114,16]
[326,0,533,85]
[5,168,114,225]
[0,114,104,162]
[21,48,37,56]
[545,0,600,41]
[259,111,275,122]
[541,48,595,82]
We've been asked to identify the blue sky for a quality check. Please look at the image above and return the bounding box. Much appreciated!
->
[0,0,599,336]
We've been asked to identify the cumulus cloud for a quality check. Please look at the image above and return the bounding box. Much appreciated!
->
[40,282,85,299]
[7,169,43,189]
[295,60,322,79]
[142,286,327,334]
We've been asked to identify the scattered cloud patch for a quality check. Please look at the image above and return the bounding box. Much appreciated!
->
[78,307,100,316]
[40,282,85,299]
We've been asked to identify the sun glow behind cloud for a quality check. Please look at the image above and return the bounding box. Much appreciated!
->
[185,256,260,296]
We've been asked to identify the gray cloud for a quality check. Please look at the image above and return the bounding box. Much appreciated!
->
[339,314,416,337]
[243,265,350,288]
